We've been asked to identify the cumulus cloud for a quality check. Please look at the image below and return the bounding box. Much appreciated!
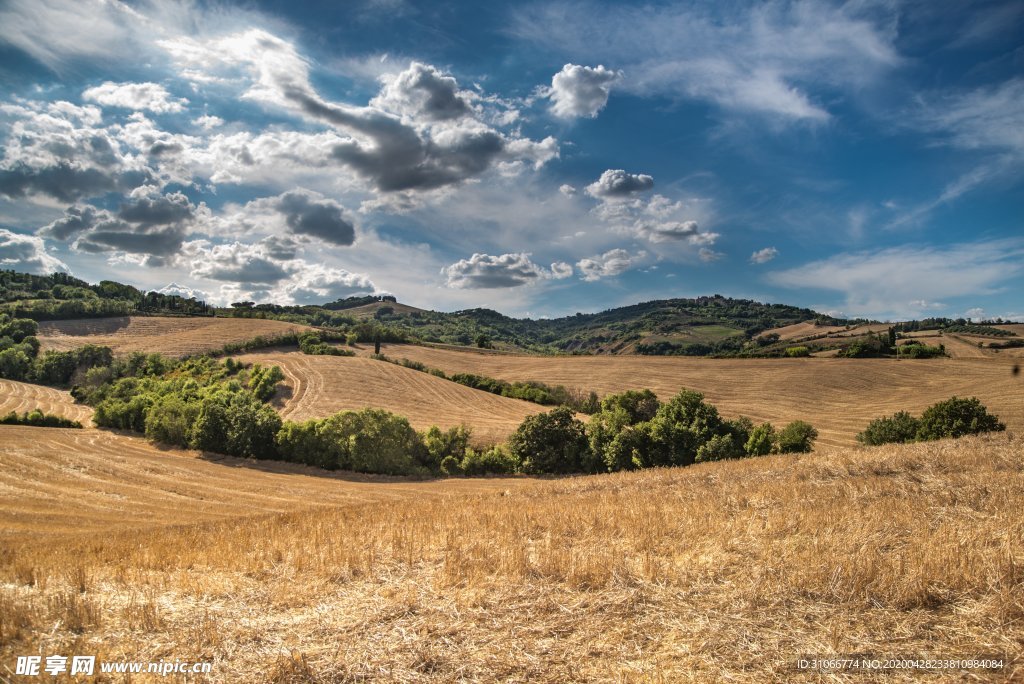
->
[37,187,201,264]
[767,239,1024,319]
[181,238,375,305]
[699,248,724,262]
[276,264,376,304]
[161,30,557,193]
[443,252,571,289]
[184,239,291,285]
[592,192,718,249]
[559,184,577,196]
[0,228,69,274]
[0,102,152,203]
[156,282,208,300]
[750,247,778,264]
[548,64,621,119]
[585,169,654,198]
[83,82,188,113]
[576,248,644,281]
[274,191,356,246]
[371,62,472,121]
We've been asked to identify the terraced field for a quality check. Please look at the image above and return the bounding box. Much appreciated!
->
[37,316,311,357]
[0,425,531,539]
[366,344,1024,448]
[0,379,94,425]
[235,350,546,444]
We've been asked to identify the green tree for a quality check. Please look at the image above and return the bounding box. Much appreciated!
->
[917,397,1005,440]
[744,423,776,456]
[856,411,921,445]
[776,421,818,453]
[509,406,590,474]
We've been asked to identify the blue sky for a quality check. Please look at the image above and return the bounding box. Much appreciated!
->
[0,0,1021,321]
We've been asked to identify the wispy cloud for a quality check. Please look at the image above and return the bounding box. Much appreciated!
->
[510,0,900,122]
[767,239,1024,319]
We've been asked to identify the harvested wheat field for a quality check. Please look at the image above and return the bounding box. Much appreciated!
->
[0,432,1020,682]
[0,425,532,539]
[0,379,94,426]
[36,316,312,357]
[234,350,547,444]
[369,344,1024,448]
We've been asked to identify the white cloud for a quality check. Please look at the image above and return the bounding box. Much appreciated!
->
[157,282,208,300]
[750,247,778,264]
[576,248,645,281]
[917,78,1024,155]
[371,62,472,121]
[548,64,621,119]
[83,82,188,114]
[0,228,69,274]
[559,184,577,196]
[443,252,571,289]
[767,239,1024,319]
[585,169,654,198]
[192,115,224,130]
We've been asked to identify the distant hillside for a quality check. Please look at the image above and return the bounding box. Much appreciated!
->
[6,269,1017,357]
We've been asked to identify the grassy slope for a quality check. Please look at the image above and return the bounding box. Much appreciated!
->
[0,431,1020,681]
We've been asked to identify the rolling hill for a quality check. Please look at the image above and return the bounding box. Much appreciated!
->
[365,343,1024,448]
[234,350,547,444]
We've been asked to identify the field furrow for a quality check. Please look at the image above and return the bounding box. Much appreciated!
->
[236,351,547,444]
[0,379,94,425]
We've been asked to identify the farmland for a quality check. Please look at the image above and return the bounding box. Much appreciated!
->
[234,350,547,444]
[36,316,312,357]
[0,379,94,426]
[0,430,1019,681]
[363,343,1024,448]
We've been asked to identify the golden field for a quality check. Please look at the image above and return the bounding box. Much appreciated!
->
[0,430,1020,682]
[0,379,94,426]
[363,343,1023,449]
[235,350,547,445]
[36,316,311,357]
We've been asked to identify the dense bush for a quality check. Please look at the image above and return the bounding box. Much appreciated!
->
[509,406,591,474]
[857,397,1004,446]
[898,342,945,359]
[857,411,921,445]
[275,408,428,475]
[784,346,810,357]
[917,397,1005,440]
[0,409,82,428]
[776,421,818,453]
[460,446,519,475]
[744,423,776,456]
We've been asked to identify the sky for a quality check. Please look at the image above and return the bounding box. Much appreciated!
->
[0,0,1021,321]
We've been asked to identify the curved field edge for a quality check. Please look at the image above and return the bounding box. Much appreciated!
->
[0,378,94,426]
[0,425,533,538]
[366,343,1024,448]
[0,432,1020,682]
[234,350,548,445]
[36,316,313,357]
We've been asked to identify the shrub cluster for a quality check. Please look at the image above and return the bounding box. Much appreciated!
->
[298,331,356,357]
[857,397,1005,446]
[508,390,818,475]
[1,315,119,387]
[0,409,82,428]
[88,356,286,459]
